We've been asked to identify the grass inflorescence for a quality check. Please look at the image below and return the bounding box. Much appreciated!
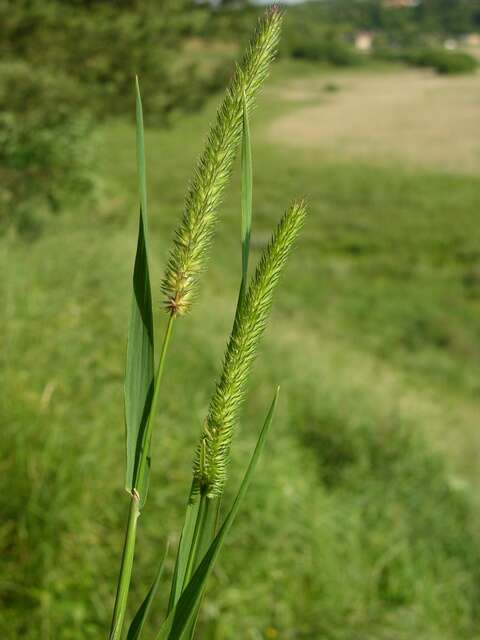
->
[108,8,307,640]
[161,9,283,316]
[194,201,306,498]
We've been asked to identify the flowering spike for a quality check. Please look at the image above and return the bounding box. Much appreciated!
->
[193,200,307,497]
[161,8,283,316]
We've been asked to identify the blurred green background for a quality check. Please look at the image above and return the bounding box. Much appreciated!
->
[2,1,480,638]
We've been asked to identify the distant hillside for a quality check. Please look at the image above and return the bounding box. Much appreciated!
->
[287,0,480,36]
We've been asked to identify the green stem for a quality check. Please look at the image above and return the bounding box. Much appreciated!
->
[108,314,175,640]
[135,313,175,497]
[182,493,208,589]
[109,493,140,640]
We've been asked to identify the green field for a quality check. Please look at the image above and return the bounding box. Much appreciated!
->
[2,62,480,639]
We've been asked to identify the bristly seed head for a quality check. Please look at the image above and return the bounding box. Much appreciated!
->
[193,200,307,498]
[268,4,282,16]
[161,9,283,317]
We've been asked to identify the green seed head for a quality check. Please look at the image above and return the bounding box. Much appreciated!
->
[161,8,283,316]
[193,200,306,497]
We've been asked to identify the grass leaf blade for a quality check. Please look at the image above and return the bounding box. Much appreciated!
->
[124,77,155,493]
[126,544,168,640]
[167,488,201,614]
[157,388,279,640]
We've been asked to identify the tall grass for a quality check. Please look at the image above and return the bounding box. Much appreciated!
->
[108,8,306,639]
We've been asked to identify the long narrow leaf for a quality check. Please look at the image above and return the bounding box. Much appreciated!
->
[165,94,253,626]
[193,497,221,577]
[176,96,253,638]
[180,495,220,640]
[167,100,252,616]
[167,488,201,614]
[126,545,168,640]
[124,78,155,493]
[166,490,219,634]
[156,388,280,640]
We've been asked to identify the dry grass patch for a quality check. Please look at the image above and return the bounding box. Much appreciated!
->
[268,69,480,174]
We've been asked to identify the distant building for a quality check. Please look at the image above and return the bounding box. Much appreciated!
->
[355,32,374,52]
[384,0,420,7]
[443,38,457,51]
[462,33,480,47]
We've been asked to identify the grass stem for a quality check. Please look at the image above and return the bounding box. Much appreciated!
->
[182,494,208,589]
[109,314,175,639]
[135,314,175,503]
[109,493,140,640]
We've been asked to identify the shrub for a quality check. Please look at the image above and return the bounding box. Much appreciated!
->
[0,61,92,236]
[406,48,477,75]
[0,0,225,125]
[289,35,362,67]
[0,0,231,234]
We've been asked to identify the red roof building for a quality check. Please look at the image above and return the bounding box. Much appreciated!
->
[384,0,420,7]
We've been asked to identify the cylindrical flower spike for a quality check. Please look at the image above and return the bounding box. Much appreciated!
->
[161,8,283,316]
[193,200,307,497]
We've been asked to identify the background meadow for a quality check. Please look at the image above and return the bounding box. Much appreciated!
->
[2,1,480,638]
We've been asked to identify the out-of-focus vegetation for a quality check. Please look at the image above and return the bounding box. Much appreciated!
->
[210,1,480,72]
[0,0,228,235]
[0,0,220,122]
[0,62,92,236]
[279,0,480,42]
[287,29,363,66]
[403,47,478,73]
[2,0,479,234]
[291,0,480,37]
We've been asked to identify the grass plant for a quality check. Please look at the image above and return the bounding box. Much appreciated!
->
[109,8,306,639]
